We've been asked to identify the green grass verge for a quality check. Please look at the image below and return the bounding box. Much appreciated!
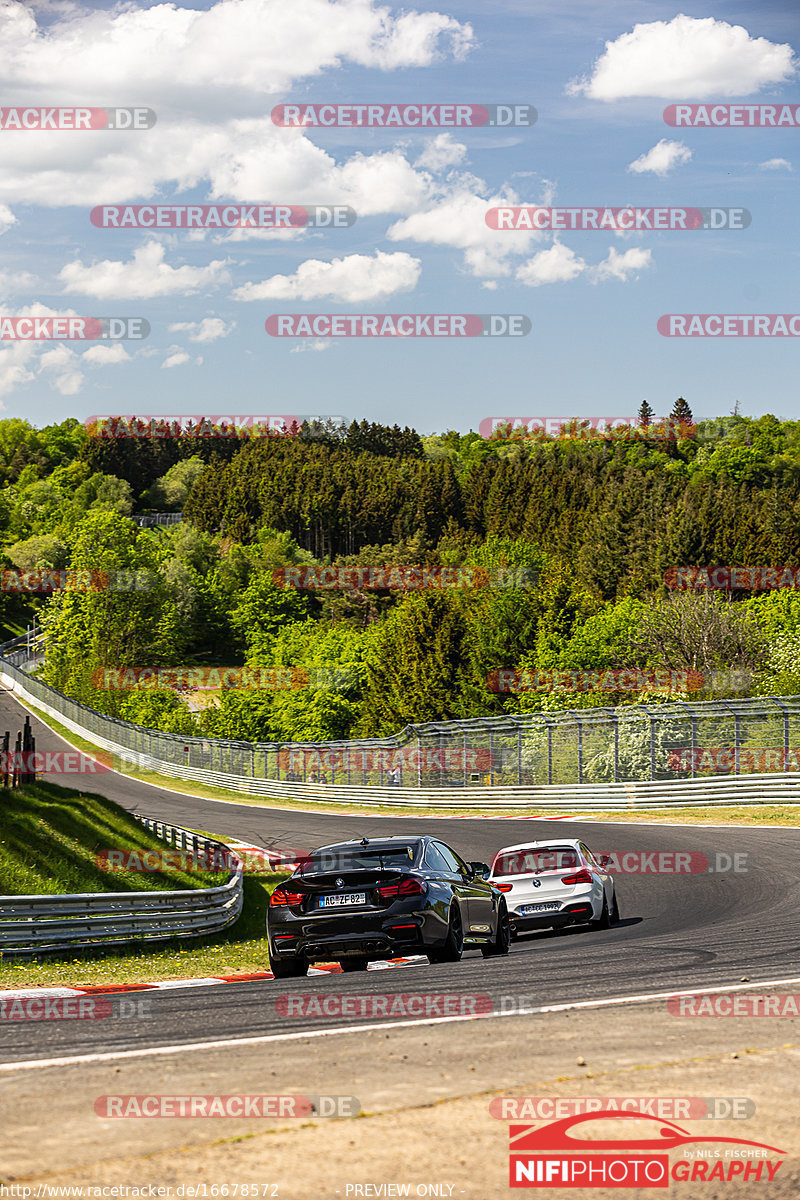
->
[0,782,295,990]
[573,804,800,825]
[0,603,38,642]
[0,781,225,895]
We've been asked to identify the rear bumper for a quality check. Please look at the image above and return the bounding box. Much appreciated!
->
[509,901,595,930]
[269,910,428,962]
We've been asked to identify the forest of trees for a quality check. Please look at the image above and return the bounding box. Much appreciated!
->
[3,405,800,745]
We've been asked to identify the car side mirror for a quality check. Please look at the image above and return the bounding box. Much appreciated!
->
[468,861,491,879]
[597,854,612,869]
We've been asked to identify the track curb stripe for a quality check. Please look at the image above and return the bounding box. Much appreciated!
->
[0,957,424,1002]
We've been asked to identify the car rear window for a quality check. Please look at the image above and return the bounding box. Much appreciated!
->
[492,847,581,876]
[302,845,418,872]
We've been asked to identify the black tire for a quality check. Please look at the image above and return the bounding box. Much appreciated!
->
[611,889,621,923]
[482,901,511,957]
[340,957,369,972]
[269,953,308,978]
[592,893,611,930]
[427,902,463,964]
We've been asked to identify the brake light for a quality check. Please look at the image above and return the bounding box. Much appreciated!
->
[377,878,426,899]
[494,882,513,892]
[269,887,305,907]
[561,869,592,886]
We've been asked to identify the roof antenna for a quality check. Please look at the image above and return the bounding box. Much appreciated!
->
[360,836,369,846]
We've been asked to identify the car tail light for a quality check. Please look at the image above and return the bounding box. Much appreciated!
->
[377,877,426,899]
[494,882,513,892]
[561,869,592,886]
[269,887,305,907]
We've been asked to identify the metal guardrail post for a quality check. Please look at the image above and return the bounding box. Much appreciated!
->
[577,716,583,784]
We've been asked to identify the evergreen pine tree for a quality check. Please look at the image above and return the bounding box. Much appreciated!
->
[669,396,694,425]
[637,400,654,427]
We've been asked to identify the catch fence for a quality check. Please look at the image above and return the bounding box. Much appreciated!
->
[2,643,800,802]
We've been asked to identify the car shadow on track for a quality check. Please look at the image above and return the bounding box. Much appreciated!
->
[513,917,642,943]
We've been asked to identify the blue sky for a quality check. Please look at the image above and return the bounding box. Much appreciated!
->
[0,0,797,434]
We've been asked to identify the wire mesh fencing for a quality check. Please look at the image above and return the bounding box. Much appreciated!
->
[3,641,800,789]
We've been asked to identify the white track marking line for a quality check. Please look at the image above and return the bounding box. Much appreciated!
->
[4,974,800,1074]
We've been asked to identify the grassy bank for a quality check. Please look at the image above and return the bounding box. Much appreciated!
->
[0,780,290,989]
[0,781,225,896]
[0,872,288,990]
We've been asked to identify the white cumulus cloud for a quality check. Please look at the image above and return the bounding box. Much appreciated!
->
[628,139,692,176]
[568,15,796,100]
[0,0,471,211]
[0,0,473,102]
[59,242,231,299]
[82,343,131,365]
[234,250,420,303]
[760,157,792,171]
[414,134,468,172]
[515,243,586,287]
[169,317,235,342]
[0,304,131,399]
[590,246,652,282]
[162,351,191,368]
[387,185,547,279]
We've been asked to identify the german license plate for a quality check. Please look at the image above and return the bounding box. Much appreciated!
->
[521,902,561,913]
[319,892,366,908]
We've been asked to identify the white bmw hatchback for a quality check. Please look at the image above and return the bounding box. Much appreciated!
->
[489,838,620,937]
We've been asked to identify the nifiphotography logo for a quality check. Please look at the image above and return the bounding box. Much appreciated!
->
[508,1111,785,1187]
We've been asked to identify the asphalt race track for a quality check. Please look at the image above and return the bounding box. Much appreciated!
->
[3,686,800,1067]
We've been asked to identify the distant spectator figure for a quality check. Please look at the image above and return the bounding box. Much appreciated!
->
[309,770,320,783]
[387,767,400,787]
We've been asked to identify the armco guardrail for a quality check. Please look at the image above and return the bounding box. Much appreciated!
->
[0,817,243,956]
[3,640,800,808]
